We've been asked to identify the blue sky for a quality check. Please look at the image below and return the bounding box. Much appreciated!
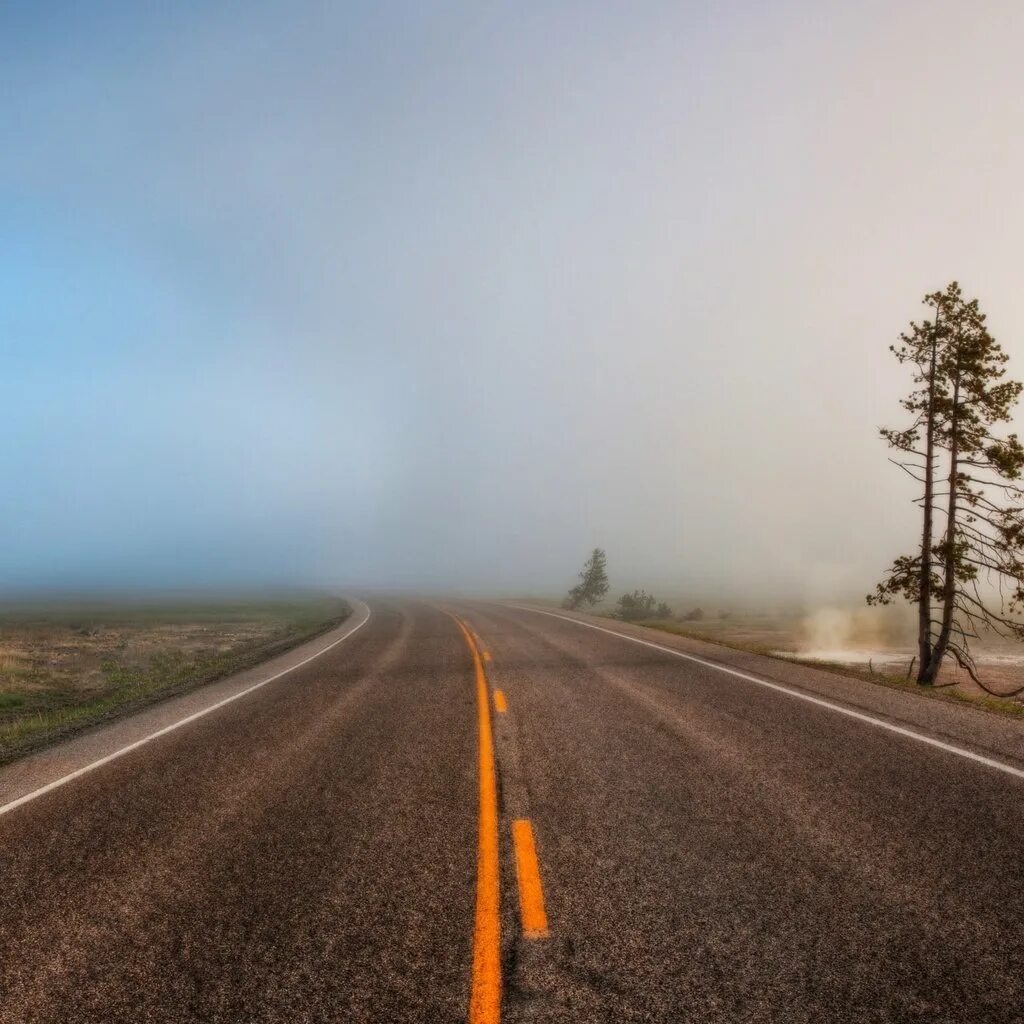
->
[3,1,1024,598]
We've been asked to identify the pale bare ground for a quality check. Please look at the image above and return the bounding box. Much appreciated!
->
[627,609,1024,708]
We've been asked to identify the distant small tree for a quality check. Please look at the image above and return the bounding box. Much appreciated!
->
[683,607,704,622]
[655,601,672,619]
[564,548,610,609]
[869,282,1024,693]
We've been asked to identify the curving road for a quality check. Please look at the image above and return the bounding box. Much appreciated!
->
[1,598,1023,1023]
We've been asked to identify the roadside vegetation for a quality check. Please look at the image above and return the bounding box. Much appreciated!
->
[0,595,350,763]
[869,282,1024,693]
[613,590,672,622]
[563,548,609,609]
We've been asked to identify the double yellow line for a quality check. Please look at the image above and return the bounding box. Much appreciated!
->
[454,616,550,1023]
[453,617,502,1024]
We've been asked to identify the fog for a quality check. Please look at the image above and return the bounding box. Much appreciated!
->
[3,2,1024,603]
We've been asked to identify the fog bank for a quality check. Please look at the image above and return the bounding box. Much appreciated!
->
[3,2,1024,602]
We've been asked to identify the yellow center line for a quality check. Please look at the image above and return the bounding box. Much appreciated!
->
[452,615,502,1024]
[493,690,508,713]
[465,624,493,661]
[512,819,550,940]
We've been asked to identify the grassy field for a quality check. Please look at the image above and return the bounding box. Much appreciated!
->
[0,594,350,764]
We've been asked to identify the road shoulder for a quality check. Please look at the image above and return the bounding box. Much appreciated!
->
[0,600,371,812]
[510,604,1024,772]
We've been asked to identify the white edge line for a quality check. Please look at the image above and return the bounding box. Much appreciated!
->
[0,600,372,818]
[508,604,1024,783]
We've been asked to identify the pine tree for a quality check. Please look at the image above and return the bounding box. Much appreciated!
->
[564,548,610,609]
[869,282,1024,692]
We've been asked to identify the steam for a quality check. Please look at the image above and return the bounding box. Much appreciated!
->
[791,607,909,666]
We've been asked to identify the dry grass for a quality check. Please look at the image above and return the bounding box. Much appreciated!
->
[0,595,349,763]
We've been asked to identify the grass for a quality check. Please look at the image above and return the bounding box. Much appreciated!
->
[0,594,350,764]
[609,616,1024,721]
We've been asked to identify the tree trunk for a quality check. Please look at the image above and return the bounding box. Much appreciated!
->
[925,362,962,683]
[916,314,940,683]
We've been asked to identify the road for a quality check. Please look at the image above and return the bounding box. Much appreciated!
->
[1,598,1023,1023]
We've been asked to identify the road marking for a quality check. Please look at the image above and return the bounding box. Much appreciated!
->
[494,690,508,713]
[512,819,549,940]
[0,601,373,819]
[483,649,493,663]
[509,606,1024,783]
[453,616,501,1024]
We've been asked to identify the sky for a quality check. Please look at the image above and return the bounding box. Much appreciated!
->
[2,1,1024,602]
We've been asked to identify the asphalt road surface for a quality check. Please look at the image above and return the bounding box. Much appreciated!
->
[1,598,1023,1023]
